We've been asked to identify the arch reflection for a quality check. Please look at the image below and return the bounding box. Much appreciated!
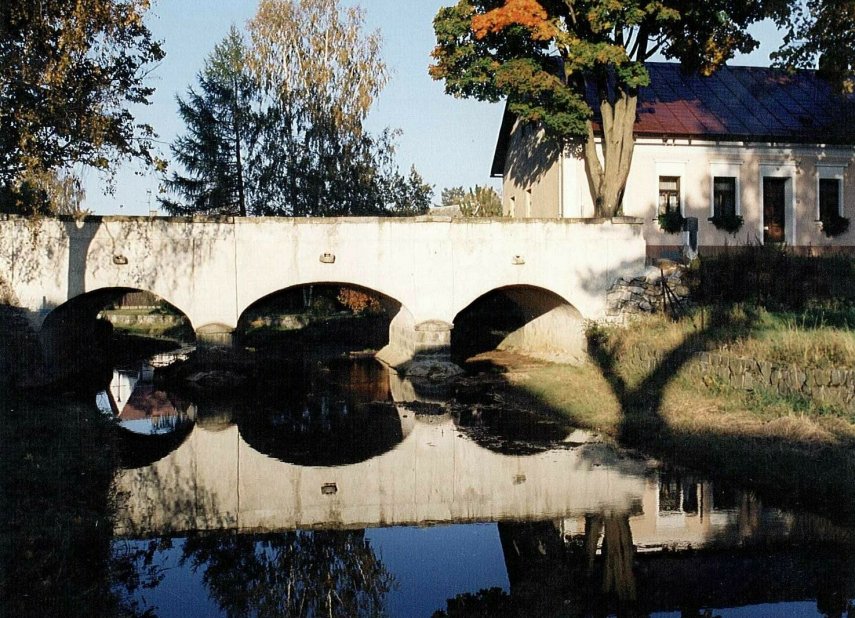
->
[236,358,406,467]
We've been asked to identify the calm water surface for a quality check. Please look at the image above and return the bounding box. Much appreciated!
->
[34,355,855,616]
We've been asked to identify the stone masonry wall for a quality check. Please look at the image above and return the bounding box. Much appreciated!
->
[623,344,855,409]
[606,263,693,322]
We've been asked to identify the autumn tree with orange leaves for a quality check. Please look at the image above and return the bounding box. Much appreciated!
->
[431,0,838,217]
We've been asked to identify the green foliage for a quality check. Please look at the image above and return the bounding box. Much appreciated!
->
[709,213,744,234]
[159,28,260,216]
[0,168,86,216]
[770,0,855,92]
[440,184,502,216]
[442,186,466,207]
[163,2,432,217]
[821,213,850,238]
[458,185,503,217]
[657,209,685,234]
[383,166,434,217]
[431,0,774,144]
[0,0,164,202]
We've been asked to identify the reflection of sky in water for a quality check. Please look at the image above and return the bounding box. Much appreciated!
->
[652,603,825,617]
[119,524,510,618]
[106,359,854,616]
[117,539,221,618]
[365,524,510,617]
[117,526,838,618]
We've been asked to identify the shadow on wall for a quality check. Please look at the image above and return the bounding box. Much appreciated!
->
[502,121,564,200]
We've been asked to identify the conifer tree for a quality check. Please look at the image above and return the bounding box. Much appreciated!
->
[160,28,261,216]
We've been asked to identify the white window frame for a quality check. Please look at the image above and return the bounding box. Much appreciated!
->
[655,161,687,216]
[709,161,742,218]
[815,164,845,220]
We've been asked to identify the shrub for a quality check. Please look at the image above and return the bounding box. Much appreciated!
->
[697,244,855,310]
[337,287,382,315]
[657,209,685,234]
[709,213,744,234]
[821,214,850,238]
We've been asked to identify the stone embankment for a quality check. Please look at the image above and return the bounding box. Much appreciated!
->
[623,344,855,408]
[606,262,693,321]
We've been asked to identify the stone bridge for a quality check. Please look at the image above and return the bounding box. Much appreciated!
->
[0,215,645,380]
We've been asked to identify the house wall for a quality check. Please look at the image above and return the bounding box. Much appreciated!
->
[619,140,855,258]
[501,120,561,218]
[503,132,855,257]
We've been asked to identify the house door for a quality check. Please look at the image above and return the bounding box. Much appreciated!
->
[763,177,787,244]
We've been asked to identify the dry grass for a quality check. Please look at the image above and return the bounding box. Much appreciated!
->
[505,358,855,517]
[598,307,855,370]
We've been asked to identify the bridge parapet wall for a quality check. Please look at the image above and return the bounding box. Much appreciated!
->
[0,215,646,380]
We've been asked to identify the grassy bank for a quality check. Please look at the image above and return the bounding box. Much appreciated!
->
[486,306,855,520]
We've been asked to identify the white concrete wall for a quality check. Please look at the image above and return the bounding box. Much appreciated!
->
[0,215,646,338]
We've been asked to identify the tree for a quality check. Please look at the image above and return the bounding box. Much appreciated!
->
[0,0,164,202]
[246,0,409,217]
[0,168,86,216]
[159,28,262,216]
[181,530,394,617]
[163,0,431,218]
[459,185,502,217]
[383,165,434,216]
[440,185,502,216]
[430,0,798,217]
[772,0,855,92]
[442,186,467,207]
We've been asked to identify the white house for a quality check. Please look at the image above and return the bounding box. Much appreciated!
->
[493,62,855,259]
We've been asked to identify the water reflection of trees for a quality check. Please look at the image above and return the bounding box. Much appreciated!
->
[181,530,394,617]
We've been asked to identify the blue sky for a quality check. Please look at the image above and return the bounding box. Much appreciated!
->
[80,1,785,215]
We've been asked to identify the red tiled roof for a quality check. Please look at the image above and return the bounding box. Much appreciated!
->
[633,62,855,142]
[492,62,855,176]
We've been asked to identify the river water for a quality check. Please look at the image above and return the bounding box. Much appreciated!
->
[4,353,855,617]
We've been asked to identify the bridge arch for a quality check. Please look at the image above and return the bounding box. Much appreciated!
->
[235,282,406,358]
[39,286,195,386]
[451,285,586,363]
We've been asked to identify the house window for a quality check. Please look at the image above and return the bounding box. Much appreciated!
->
[819,177,841,220]
[658,176,680,215]
[525,188,532,218]
[508,195,516,218]
[713,177,737,218]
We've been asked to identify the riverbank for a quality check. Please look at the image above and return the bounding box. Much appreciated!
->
[471,310,855,521]
[0,390,138,616]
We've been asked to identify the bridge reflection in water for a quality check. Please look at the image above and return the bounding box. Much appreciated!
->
[112,375,648,536]
[107,360,855,616]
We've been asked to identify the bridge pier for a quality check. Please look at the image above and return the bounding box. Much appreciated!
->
[195,324,236,349]
[376,309,463,381]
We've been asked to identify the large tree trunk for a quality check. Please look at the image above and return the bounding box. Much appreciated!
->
[583,90,637,218]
